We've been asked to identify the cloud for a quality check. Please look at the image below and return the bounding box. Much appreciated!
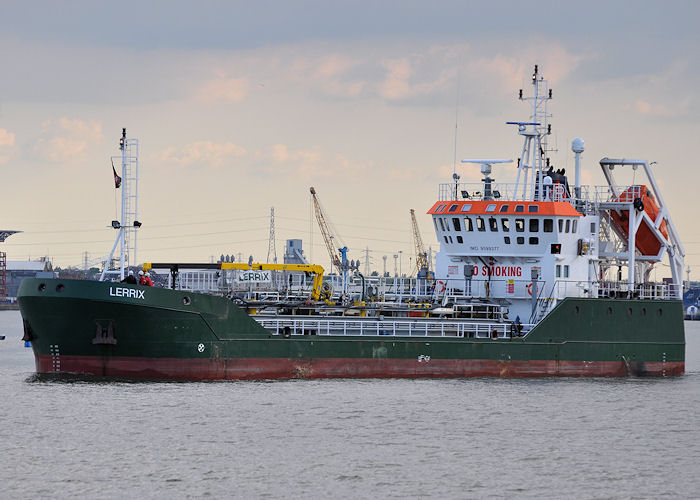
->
[195,75,250,103]
[633,100,670,116]
[315,54,357,79]
[288,52,366,98]
[256,143,372,182]
[628,96,692,117]
[263,143,324,175]
[0,128,15,147]
[379,59,413,99]
[466,45,583,94]
[156,141,247,168]
[32,118,104,164]
[378,53,452,101]
[0,128,15,163]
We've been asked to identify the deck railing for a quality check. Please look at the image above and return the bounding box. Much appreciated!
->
[162,270,680,302]
[254,316,521,339]
[437,182,646,206]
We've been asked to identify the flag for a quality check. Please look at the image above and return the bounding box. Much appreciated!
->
[112,164,122,188]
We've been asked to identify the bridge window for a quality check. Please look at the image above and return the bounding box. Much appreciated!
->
[565,219,570,233]
[444,236,449,243]
[489,217,498,232]
[449,236,453,243]
[516,236,525,244]
[564,265,569,278]
[556,265,561,277]
[515,218,524,232]
[439,219,445,231]
[504,236,511,244]
[452,218,461,231]
[476,217,486,232]
[461,204,472,212]
[529,219,539,232]
[544,219,553,232]
[499,205,509,213]
[501,218,510,232]
[529,236,539,245]
[486,204,497,212]
[515,205,524,213]
[572,220,578,233]
[590,222,596,234]
[559,219,564,232]
[457,236,463,243]
[464,217,474,231]
[449,204,459,212]
[528,205,539,213]
[433,219,439,232]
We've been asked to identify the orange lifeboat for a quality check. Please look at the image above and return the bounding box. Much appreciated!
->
[609,185,669,256]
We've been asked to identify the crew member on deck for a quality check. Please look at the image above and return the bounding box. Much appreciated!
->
[140,272,154,287]
[138,270,153,286]
[121,270,137,284]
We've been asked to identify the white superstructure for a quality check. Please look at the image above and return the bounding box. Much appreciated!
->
[430,65,684,323]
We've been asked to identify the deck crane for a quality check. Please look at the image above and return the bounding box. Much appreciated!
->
[410,209,432,278]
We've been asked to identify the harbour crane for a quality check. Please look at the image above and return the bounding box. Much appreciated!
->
[310,187,346,273]
[410,209,431,278]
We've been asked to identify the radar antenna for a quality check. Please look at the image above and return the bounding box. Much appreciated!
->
[461,159,513,200]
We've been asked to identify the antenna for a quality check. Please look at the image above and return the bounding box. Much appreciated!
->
[453,66,462,176]
[506,64,555,200]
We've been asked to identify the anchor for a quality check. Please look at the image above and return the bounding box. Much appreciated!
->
[93,321,118,345]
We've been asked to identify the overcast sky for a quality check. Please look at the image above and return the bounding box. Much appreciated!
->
[1,0,698,278]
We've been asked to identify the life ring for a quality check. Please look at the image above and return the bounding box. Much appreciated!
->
[436,280,446,293]
[526,283,533,296]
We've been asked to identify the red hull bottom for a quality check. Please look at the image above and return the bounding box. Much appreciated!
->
[35,355,685,380]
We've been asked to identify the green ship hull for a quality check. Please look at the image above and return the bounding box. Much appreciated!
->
[18,278,685,380]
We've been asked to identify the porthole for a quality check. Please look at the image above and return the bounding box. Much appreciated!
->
[38,283,46,292]
[641,307,647,316]
[56,284,65,292]
[607,307,613,315]
[574,306,580,315]
[183,296,191,306]
[627,307,633,316]
[658,308,663,317]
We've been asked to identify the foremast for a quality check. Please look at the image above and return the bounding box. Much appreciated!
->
[100,129,141,281]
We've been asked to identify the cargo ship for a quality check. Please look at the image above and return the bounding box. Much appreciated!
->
[18,65,686,380]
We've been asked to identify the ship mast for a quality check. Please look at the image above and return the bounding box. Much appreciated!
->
[510,64,553,201]
[100,129,141,281]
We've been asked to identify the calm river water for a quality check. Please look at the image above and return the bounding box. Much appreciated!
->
[1,310,699,499]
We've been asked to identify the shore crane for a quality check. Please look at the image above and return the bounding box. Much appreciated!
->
[410,209,432,278]
[310,187,349,274]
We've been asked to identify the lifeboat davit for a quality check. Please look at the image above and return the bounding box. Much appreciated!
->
[609,185,669,256]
